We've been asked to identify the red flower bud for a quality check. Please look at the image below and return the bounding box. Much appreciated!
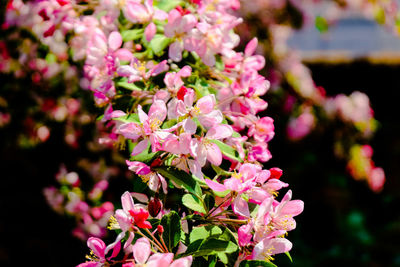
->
[157,225,164,234]
[148,197,162,217]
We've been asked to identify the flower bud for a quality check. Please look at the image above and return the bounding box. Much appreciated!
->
[157,225,164,234]
[148,197,162,217]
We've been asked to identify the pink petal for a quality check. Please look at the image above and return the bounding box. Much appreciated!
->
[206,142,222,166]
[154,9,168,20]
[206,125,233,140]
[238,224,253,247]
[115,48,133,62]
[233,196,250,217]
[138,105,149,124]
[149,60,169,78]
[280,200,304,217]
[182,14,197,32]
[121,191,135,212]
[169,40,184,62]
[244,38,258,57]
[178,65,192,77]
[132,238,151,264]
[149,100,167,122]
[169,256,193,267]
[108,31,122,51]
[196,94,215,114]
[146,253,174,267]
[252,238,292,260]
[183,118,197,134]
[132,139,149,156]
[76,262,98,267]
[198,110,223,128]
[87,237,106,259]
[145,22,157,42]
[205,179,227,192]
[188,159,203,180]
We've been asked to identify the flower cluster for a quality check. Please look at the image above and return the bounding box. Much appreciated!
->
[2,0,304,265]
[2,0,392,265]
[44,163,120,240]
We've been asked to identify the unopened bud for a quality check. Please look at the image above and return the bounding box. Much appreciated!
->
[148,197,162,217]
[157,225,164,234]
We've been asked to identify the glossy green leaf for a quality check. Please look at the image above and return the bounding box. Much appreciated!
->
[156,0,182,11]
[153,166,202,197]
[210,139,243,163]
[182,194,207,214]
[160,211,181,251]
[113,113,140,123]
[117,81,143,91]
[149,34,171,56]
[121,29,144,42]
[189,226,223,243]
[192,238,238,257]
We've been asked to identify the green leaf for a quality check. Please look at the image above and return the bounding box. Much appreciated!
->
[121,29,144,42]
[160,211,182,251]
[182,194,207,214]
[155,0,182,11]
[113,113,140,123]
[154,166,202,197]
[149,34,171,56]
[215,55,225,71]
[189,226,222,243]
[211,165,232,176]
[210,140,243,163]
[192,238,238,257]
[239,260,277,267]
[161,118,177,129]
[285,251,293,263]
[217,253,228,264]
[117,81,143,91]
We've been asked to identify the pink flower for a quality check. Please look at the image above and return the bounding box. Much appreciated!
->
[131,237,193,266]
[119,100,172,155]
[124,0,168,41]
[251,237,292,260]
[164,8,197,61]
[190,124,233,167]
[77,237,121,267]
[248,117,275,142]
[117,59,169,83]
[174,93,223,129]
[126,161,168,193]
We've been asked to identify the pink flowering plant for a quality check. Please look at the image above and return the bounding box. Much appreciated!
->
[3,0,305,266]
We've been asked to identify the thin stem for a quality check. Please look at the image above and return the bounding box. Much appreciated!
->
[206,194,231,219]
[159,233,169,253]
[144,228,168,253]
[136,229,165,253]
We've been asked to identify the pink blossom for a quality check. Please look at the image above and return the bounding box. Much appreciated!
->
[164,8,197,61]
[251,237,292,260]
[124,0,167,41]
[248,117,275,142]
[119,100,172,155]
[117,59,168,83]
[131,237,193,266]
[126,161,168,193]
[190,124,233,167]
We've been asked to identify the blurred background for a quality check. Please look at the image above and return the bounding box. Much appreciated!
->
[1,1,400,267]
